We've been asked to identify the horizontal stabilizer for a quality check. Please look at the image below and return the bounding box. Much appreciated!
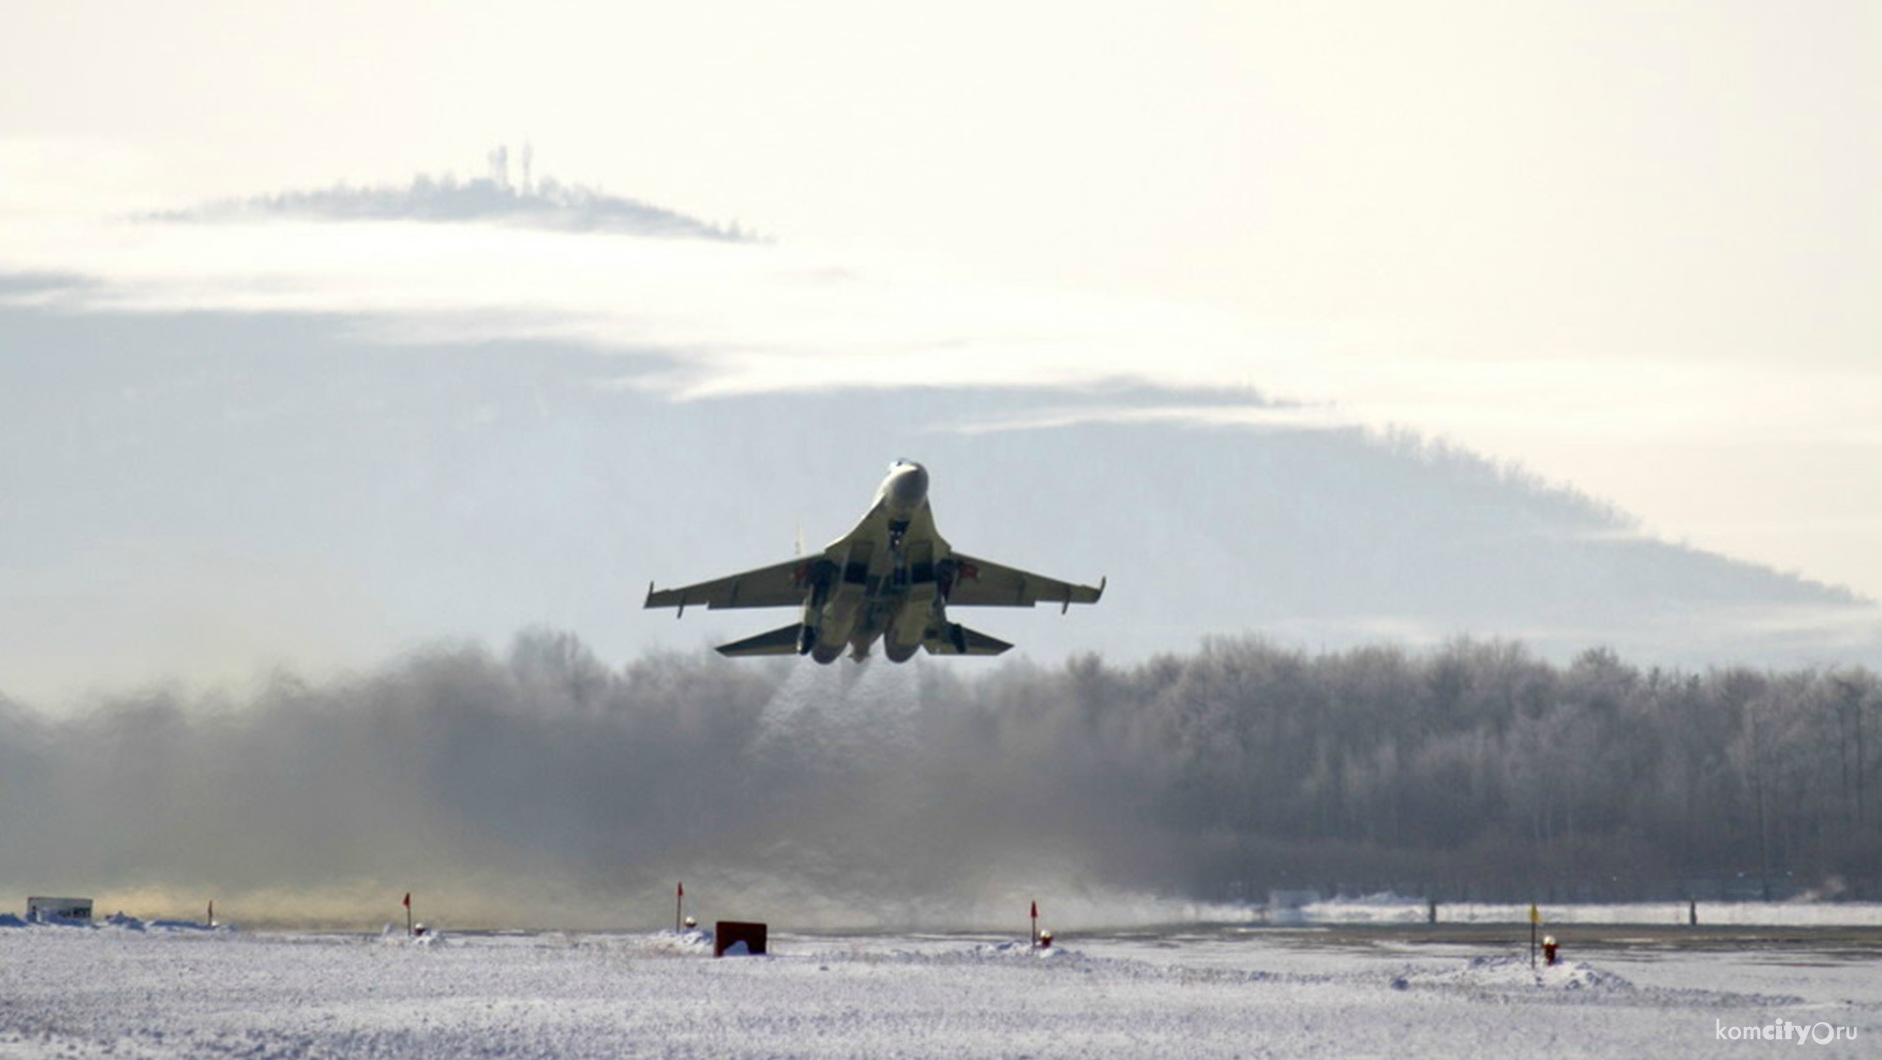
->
[926,624,1013,657]
[716,624,806,657]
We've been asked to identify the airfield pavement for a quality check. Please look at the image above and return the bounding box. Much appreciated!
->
[1,920,1877,1058]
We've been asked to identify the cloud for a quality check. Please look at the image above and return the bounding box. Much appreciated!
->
[938,401,1347,436]
[3,178,1870,459]
[0,206,1274,399]
[0,154,1872,458]
[4,155,1881,596]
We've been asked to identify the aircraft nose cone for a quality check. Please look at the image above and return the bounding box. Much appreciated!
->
[890,463,928,508]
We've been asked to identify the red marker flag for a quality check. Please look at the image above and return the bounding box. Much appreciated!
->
[678,881,684,898]
[403,892,411,909]
[1030,901,1037,919]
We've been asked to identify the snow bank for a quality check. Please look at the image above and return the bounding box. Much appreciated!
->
[644,927,715,955]
[565,927,715,958]
[377,924,449,946]
[1410,955,1635,994]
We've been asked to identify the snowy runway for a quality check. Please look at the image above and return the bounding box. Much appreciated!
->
[1,924,1873,1058]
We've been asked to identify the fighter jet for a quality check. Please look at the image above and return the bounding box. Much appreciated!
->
[645,460,1104,662]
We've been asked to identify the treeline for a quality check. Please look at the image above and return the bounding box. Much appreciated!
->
[0,632,1876,914]
[947,638,1882,901]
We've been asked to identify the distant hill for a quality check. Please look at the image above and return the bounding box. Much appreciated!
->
[1,299,1876,707]
[151,173,752,240]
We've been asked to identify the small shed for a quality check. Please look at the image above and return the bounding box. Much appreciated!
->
[27,896,93,923]
[713,920,768,957]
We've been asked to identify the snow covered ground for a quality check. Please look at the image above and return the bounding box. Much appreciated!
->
[1,919,1874,1058]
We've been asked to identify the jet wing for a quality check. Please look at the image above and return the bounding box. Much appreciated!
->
[644,557,821,612]
[717,624,807,656]
[945,553,1105,611]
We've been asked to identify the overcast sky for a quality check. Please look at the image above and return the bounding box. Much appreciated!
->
[4,0,1880,598]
